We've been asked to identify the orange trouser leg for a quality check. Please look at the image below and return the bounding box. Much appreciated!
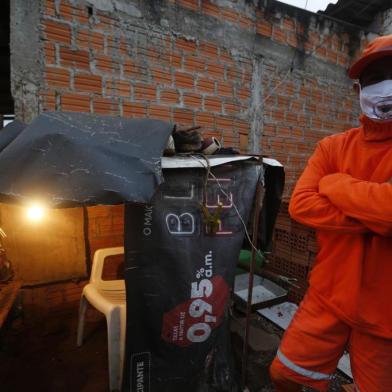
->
[268,290,350,391]
[270,358,302,392]
[349,329,392,392]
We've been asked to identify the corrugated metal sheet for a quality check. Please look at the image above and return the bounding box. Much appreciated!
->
[323,0,391,27]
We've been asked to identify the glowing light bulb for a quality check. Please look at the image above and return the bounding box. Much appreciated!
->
[27,205,45,222]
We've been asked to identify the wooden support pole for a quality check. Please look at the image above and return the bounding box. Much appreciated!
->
[241,180,264,390]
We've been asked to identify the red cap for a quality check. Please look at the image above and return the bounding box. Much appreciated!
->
[349,34,392,79]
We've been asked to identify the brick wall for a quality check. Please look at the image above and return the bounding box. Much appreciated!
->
[265,201,318,303]
[10,0,376,305]
[21,251,124,321]
[87,205,124,260]
[38,1,367,195]
[22,280,86,322]
[41,0,254,146]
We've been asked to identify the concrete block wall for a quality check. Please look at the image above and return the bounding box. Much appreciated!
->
[9,0,377,303]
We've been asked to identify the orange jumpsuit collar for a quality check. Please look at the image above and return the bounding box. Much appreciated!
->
[360,114,392,142]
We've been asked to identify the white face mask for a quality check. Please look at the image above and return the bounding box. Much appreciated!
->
[360,80,392,121]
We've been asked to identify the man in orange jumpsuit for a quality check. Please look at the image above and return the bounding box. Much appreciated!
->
[270,35,392,391]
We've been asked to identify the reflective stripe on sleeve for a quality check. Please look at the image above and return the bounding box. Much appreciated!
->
[277,349,334,381]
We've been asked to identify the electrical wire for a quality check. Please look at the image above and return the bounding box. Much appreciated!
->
[190,153,264,260]
[190,153,299,288]
[262,66,293,106]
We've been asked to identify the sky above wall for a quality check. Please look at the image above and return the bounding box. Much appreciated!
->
[279,0,339,13]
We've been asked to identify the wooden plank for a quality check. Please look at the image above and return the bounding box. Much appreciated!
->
[0,281,22,327]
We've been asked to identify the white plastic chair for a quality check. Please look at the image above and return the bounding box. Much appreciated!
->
[77,247,126,392]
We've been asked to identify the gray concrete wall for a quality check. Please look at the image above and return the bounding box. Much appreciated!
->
[10,0,44,123]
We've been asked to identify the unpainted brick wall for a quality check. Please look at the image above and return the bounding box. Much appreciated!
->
[39,1,367,184]
[87,205,124,259]
[264,201,319,303]
[41,1,253,146]
[22,280,87,322]
[12,0,377,304]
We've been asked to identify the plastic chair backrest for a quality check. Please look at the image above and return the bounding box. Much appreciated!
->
[90,247,125,291]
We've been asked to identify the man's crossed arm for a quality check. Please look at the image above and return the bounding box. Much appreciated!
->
[319,173,392,236]
[289,140,392,236]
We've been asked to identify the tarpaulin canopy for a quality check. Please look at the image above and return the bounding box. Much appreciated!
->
[0,112,174,207]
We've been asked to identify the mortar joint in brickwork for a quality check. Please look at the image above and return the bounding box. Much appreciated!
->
[55,90,61,111]
[54,0,61,16]
[171,30,198,44]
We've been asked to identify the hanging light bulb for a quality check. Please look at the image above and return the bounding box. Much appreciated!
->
[27,204,45,222]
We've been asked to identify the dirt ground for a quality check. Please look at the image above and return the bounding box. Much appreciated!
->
[0,308,109,392]
[0,306,350,392]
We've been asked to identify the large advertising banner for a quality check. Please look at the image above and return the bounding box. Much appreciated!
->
[123,160,262,392]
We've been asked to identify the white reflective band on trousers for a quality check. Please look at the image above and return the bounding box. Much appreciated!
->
[277,349,334,381]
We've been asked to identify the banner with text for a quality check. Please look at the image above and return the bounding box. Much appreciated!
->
[123,161,262,392]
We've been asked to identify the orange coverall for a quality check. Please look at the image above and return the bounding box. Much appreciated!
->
[270,115,392,391]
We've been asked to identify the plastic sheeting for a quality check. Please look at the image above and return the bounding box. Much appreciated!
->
[0,112,174,207]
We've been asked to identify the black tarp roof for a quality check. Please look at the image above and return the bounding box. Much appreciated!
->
[0,112,174,207]
[323,0,391,28]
